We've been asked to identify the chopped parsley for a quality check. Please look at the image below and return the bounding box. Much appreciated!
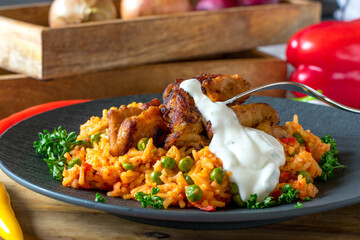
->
[95,193,107,203]
[246,185,301,209]
[135,187,164,209]
[33,126,81,180]
[321,134,339,155]
[294,202,303,208]
[278,184,300,205]
[246,194,276,209]
[318,134,345,181]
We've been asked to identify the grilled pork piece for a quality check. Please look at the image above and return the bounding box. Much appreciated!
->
[231,103,287,138]
[198,73,250,105]
[162,74,250,150]
[108,106,143,156]
[107,98,167,156]
[231,103,279,128]
[114,106,169,156]
[162,80,206,150]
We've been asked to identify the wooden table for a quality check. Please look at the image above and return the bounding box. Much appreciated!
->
[1,170,359,240]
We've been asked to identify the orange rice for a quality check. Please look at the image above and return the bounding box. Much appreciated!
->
[62,105,330,210]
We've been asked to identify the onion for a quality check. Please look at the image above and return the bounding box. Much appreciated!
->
[121,0,192,20]
[236,0,279,6]
[195,0,237,11]
[49,0,117,28]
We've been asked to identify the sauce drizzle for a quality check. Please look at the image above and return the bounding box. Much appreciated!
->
[180,79,285,201]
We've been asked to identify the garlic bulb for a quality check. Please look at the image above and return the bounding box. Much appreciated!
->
[49,0,117,28]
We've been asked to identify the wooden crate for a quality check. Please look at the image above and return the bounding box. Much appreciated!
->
[0,50,286,119]
[0,0,320,80]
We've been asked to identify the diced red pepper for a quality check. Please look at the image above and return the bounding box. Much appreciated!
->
[280,137,297,145]
[196,204,216,212]
[82,162,93,173]
[270,189,282,202]
[279,171,297,183]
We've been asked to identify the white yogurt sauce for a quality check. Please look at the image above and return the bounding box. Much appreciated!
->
[180,79,285,201]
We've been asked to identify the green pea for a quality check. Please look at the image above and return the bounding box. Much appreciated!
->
[299,170,313,184]
[90,132,101,144]
[137,138,149,151]
[178,157,194,172]
[122,162,135,171]
[185,185,203,202]
[210,168,226,184]
[161,156,176,170]
[81,138,92,148]
[293,132,305,144]
[232,194,246,207]
[68,157,82,168]
[183,173,194,185]
[230,183,239,195]
[150,171,163,185]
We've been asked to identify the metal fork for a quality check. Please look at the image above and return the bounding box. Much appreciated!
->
[224,81,360,114]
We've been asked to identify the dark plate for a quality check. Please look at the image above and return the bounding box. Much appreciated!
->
[1,95,359,230]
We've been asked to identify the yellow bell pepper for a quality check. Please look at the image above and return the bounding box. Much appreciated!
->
[0,182,23,240]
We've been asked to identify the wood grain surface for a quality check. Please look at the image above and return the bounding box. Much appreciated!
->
[0,15,43,78]
[0,50,286,119]
[0,0,320,79]
[1,170,359,240]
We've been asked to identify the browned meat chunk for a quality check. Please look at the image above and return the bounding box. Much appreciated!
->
[198,73,250,104]
[162,74,250,150]
[256,120,289,139]
[108,106,143,156]
[108,98,163,156]
[113,106,169,156]
[162,81,205,150]
[163,74,250,104]
[141,98,162,110]
[231,103,280,128]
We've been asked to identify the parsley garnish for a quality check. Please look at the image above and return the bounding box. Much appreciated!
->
[278,184,299,204]
[246,185,302,209]
[318,134,345,181]
[95,192,107,203]
[34,126,81,180]
[321,134,339,155]
[135,187,164,209]
[294,202,303,208]
[246,194,276,209]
